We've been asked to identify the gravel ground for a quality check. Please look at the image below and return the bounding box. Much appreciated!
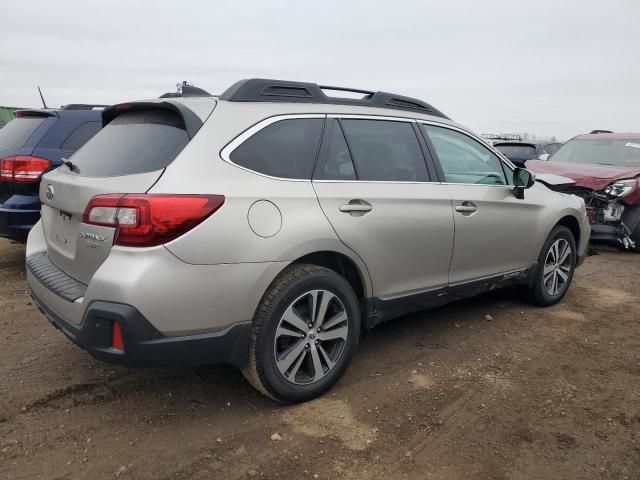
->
[1,238,639,480]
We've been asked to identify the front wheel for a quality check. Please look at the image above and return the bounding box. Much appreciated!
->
[527,225,577,306]
[242,264,360,403]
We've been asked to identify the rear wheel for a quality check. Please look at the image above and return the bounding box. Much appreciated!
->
[242,264,360,403]
[527,225,577,306]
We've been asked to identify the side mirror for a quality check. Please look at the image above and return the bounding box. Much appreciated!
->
[513,167,535,199]
[538,153,550,161]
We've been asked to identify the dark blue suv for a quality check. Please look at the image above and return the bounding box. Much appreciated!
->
[0,105,103,240]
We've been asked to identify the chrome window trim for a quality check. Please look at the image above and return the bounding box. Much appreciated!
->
[327,113,415,122]
[416,120,517,185]
[220,112,514,185]
[220,114,326,182]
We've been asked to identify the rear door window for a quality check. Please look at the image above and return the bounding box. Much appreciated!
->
[61,121,101,153]
[230,118,324,179]
[70,110,189,177]
[0,117,47,150]
[315,119,357,180]
[340,119,428,181]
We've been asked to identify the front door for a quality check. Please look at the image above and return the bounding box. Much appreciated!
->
[420,123,544,284]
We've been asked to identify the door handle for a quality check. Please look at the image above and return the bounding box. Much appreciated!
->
[455,202,477,214]
[339,200,372,214]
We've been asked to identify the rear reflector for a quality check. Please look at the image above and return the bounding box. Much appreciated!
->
[83,194,225,247]
[112,321,124,351]
[0,156,51,183]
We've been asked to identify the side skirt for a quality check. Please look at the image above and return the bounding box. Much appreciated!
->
[364,265,535,329]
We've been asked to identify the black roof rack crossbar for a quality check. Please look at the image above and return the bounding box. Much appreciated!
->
[219,79,449,119]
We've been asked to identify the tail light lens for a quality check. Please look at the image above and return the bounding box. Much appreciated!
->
[112,321,124,351]
[83,194,225,247]
[0,156,51,182]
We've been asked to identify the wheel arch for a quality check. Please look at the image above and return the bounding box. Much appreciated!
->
[288,250,373,314]
[556,214,581,247]
[276,250,375,316]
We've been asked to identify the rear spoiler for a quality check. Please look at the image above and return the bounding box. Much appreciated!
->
[101,101,204,139]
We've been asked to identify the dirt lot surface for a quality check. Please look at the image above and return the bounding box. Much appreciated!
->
[1,238,639,480]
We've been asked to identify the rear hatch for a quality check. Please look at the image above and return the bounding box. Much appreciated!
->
[39,100,215,284]
[0,110,57,200]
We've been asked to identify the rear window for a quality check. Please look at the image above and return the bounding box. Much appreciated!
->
[495,144,537,158]
[70,110,189,177]
[230,118,323,179]
[0,117,46,150]
[61,121,101,153]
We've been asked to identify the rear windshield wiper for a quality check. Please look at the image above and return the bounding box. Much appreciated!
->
[61,158,78,172]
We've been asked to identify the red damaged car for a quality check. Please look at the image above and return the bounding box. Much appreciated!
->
[527,133,640,252]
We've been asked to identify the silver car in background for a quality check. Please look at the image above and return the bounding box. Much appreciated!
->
[26,79,590,402]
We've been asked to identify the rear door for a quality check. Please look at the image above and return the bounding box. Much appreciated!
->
[420,123,543,284]
[313,117,454,302]
[39,102,214,284]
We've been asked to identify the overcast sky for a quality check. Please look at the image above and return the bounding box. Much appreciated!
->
[2,0,639,140]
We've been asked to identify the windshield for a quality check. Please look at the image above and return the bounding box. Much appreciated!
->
[551,139,640,167]
[495,144,537,158]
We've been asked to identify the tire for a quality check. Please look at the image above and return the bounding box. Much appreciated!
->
[242,263,361,403]
[527,225,577,306]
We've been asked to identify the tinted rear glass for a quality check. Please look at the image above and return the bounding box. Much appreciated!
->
[230,118,323,179]
[61,121,101,152]
[70,110,189,177]
[0,117,46,150]
[318,120,356,180]
[340,119,428,181]
[495,144,537,158]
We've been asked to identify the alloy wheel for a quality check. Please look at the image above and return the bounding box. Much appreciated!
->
[543,238,572,296]
[274,289,349,385]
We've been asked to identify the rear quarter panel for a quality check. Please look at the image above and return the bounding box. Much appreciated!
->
[151,102,373,295]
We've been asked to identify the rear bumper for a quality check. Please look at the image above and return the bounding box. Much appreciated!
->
[31,289,251,368]
[0,194,41,241]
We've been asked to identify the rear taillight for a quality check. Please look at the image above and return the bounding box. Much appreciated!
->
[0,156,51,183]
[83,194,225,247]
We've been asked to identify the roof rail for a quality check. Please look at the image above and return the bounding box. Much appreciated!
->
[60,104,108,110]
[219,78,449,119]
